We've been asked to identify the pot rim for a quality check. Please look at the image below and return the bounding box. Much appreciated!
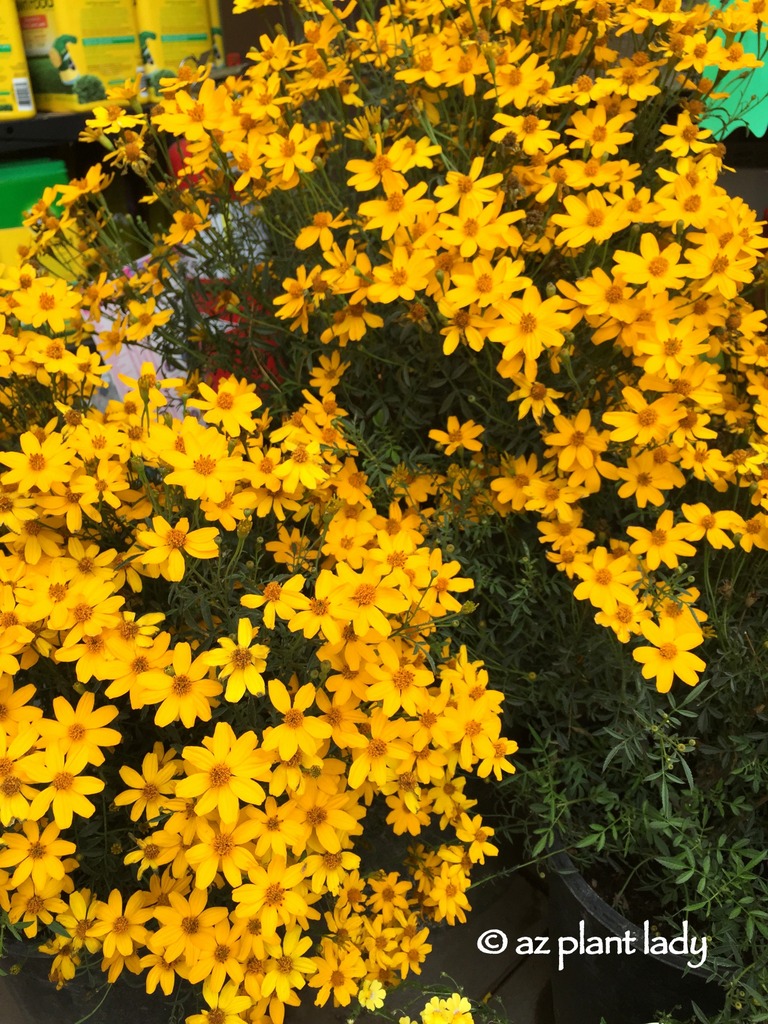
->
[547,845,714,980]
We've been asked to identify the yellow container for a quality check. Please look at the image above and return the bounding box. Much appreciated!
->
[16,0,141,112]
[0,0,36,119]
[134,0,213,95]
[207,0,224,67]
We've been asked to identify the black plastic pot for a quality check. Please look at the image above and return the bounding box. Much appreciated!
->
[0,941,181,1024]
[547,849,725,1024]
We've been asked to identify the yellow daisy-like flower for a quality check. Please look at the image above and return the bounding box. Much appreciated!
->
[187,376,263,436]
[633,618,706,692]
[176,721,268,823]
[25,745,105,831]
[185,981,253,1024]
[163,198,211,247]
[572,546,642,614]
[240,574,308,629]
[136,516,220,582]
[36,692,121,767]
[429,416,484,456]
[91,889,153,960]
[139,641,222,728]
[434,156,503,218]
[12,279,80,334]
[0,820,76,889]
[262,678,332,760]
[203,618,270,702]
[627,509,697,570]
[0,431,72,494]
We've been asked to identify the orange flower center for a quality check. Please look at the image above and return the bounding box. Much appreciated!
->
[209,763,233,787]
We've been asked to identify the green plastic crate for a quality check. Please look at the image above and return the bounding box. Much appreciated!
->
[0,157,68,229]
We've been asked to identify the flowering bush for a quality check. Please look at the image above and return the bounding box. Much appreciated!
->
[0,339,513,1020]
[21,0,768,697]
[4,0,768,1019]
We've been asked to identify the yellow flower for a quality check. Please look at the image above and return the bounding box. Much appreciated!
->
[347,709,413,790]
[241,574,308,629]
[204,618,270,702]
[233,855,314,937]
[176,722,268,823]
[261,926,317,1002]
[357,977,386,1010]
[367,247,434,304]
[37,692,120,767]
[25,745,103,831]
[262,678,332,760]
[604,387,684,446]
[434,157,503,218]
[572,547,642,614]
[488,286,570,362]
[328,562,409,637]
[164,199,211,247]
[681,236,755,300]
[428,417,484,456]
[446,255,530,309]
[564,104,635,158]
[91,889,154,961]
[309,351,351,394]
[85,104,145,136]
[54,888,103,954]
[366,639,434,716]
[0,724,39,826]
[162,423,247,503]
[633,618,706,692]
[114,746,179,821]
[140,641,223,728]
[188,375,263,435]
[346,135,411,192]
[0,820,77,889]
[613,233,685,293]
[612,450,682,508]
[185,981,253,1024]
[681,503,741,549]
[627,510,697,570]
[358,182,434,241]
[295,210,352,251]
[186,813,259,889]
[0,431,72,494]
[272,438,328,491]
[152,888,227,965]
[543,409,607,483]
[12,279,80,333]
[125,297,173,342]
[509,375,565,423]
[136,515,220,582]
[550,190,627,249]
[308,936,366,1006]
[262,122,322,181]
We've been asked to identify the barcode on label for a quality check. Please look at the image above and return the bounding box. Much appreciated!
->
[12,78,34,112]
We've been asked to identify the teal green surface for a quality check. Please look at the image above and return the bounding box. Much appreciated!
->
[701,17,768,138]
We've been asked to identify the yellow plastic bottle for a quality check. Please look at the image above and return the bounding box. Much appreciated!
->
[208,0,224,67]
[15,0,141,112]
[0,0,36,119]
[134,0,213,97]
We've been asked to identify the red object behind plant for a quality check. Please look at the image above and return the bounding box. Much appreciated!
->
[191,279,284,395]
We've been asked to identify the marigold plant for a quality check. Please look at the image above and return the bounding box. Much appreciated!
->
[0,315,513,1020]
[3,0,768,1017]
